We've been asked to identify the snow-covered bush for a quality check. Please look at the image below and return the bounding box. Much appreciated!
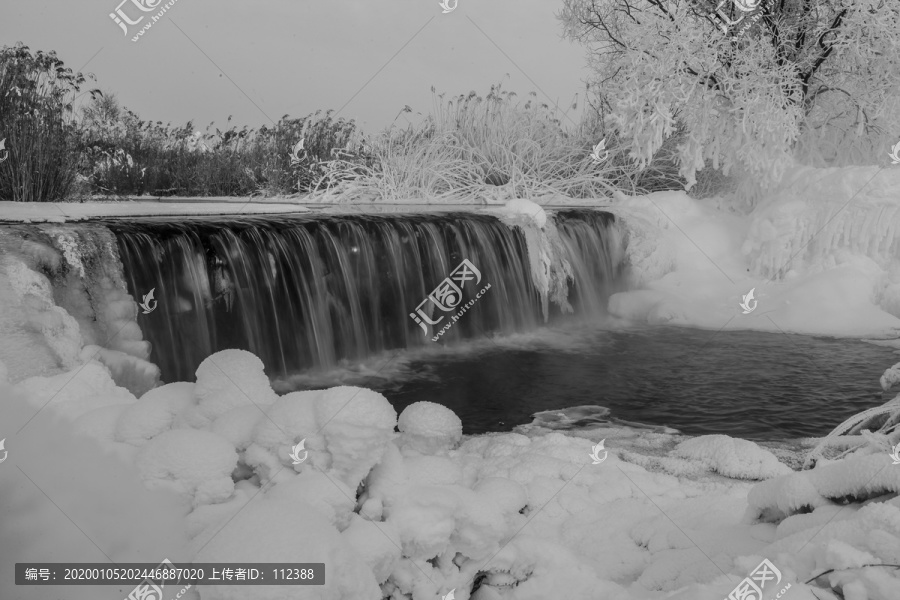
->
[803,361,900,469]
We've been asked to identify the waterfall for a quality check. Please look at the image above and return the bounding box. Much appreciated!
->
[107,209,626,383]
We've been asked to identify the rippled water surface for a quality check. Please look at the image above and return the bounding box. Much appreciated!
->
[368,327,900,440]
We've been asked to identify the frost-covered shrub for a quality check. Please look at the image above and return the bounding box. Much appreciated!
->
[558,0,900,207]
[804,361,900,469]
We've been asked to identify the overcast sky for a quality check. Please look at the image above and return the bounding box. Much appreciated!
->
[2,0,591,134]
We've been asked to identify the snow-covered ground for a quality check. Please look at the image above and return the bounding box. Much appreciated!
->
[0,199,311,223]
[2,166,900,599]
[2,348,898,600]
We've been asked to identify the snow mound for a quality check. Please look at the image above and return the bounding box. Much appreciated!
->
[501,198,548,228]
[136,429,239,507]
[397,401,463,454]
[115,382,196,446]
[315,386,397,488]
[14,360,136,420]
[752,500,900,600]
[672,435,792,480]
[341,515,401,585]
[211,404,265,450]
[265,470,356,530]
[881,361,900,391]
[748,453,900,522]
[194,495,381,600]
[189,349,277,426]
[476,536,627,599]
[251,390,320,452]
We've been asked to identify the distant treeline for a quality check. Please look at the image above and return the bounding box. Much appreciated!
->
[0,43,714,203]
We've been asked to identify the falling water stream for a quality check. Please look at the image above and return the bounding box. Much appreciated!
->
[108,210,625,382]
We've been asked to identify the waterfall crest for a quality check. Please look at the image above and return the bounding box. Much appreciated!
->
[109,210,625,383]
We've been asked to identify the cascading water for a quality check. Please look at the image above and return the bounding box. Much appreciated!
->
[101,209,625,383]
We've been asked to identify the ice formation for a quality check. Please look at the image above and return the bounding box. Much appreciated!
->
[494,198,575,320]
[0,225,159,393]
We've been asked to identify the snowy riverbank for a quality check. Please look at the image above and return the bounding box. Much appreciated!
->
[2,348,898,600]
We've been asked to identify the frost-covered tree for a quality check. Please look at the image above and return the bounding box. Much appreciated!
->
[558,0,900,204]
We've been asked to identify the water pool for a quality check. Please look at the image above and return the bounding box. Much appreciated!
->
[354,326,900,441]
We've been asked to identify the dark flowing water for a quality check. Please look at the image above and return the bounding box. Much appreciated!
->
[369,326,899,441]
[109,210,625,382]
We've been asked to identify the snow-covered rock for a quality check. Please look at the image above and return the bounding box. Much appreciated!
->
[672,435,792,480]
[397,401,463,454]
[315,386,397,488]
[188,349,278,427]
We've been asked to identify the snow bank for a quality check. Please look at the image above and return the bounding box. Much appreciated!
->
[193,496,382,600]
[0,199,310,223]
[745,165,900,279]
[5,346,898,599]
[14,360,136,420]
[606,168,900,337]
[0,382,190,600]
